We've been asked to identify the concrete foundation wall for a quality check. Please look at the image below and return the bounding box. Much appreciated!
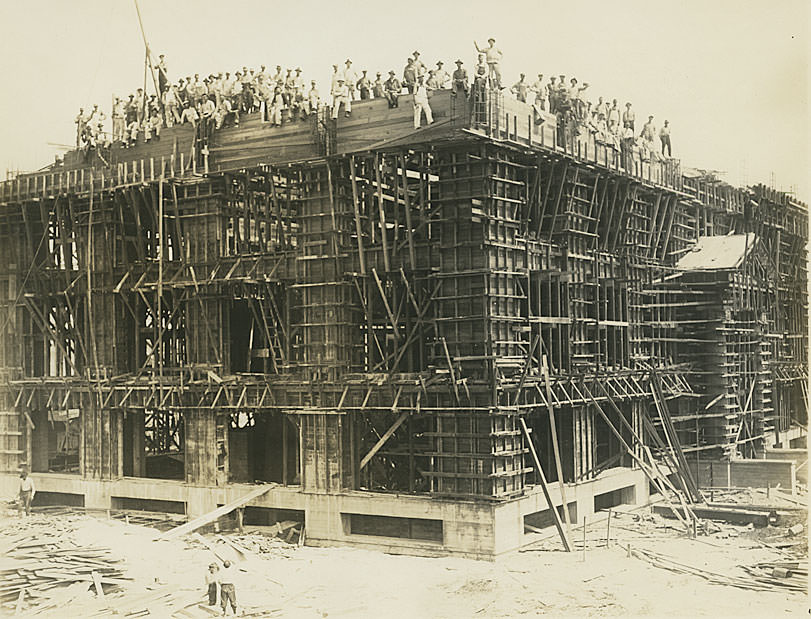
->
[688,459,797,492]
[764,448,808,484]
[0,466,650,559]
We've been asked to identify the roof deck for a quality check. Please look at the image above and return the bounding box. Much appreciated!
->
[1,89,685,204]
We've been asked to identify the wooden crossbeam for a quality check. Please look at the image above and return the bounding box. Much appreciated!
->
[359,410,410,471]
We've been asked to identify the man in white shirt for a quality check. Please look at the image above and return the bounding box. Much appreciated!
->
[659,120,672,157]
[434,61,450,88]
[413,76,433,129]
[474,37,503,88]
[342,59,358,100]
[18,467,35,517]
[331,78,351,119]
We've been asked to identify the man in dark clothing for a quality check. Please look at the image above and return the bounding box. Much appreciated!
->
[452,60,468,97]
[403,58,417,94]
[384,71,401,108]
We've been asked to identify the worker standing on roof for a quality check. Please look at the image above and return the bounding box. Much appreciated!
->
[403,57,417,94]
[357,70,371,100]
[623,102,635,131]
[511,73,528,102]
[384,71,401,108]
[641,115,656,144]
[412,51,427,79]
[372,72,385,99]
[157,54,168,94]
[435,61,450,88]
[331,78,351,119]
[546,77,557,114]
[413,75,433,129]
[307,81,320,116]
[660,120,671,157]
[530,74,545,110]
[452,60,468,97]
[343,59,358,100]
[474,38,503,88]
[219,560,238,616]
[18,466,35,517]
[112,99,125,143]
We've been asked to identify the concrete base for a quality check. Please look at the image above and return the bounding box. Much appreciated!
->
[688,459,797,493]
[0,466,648,560]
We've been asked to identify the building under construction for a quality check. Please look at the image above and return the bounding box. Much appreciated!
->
[0,89,807,557]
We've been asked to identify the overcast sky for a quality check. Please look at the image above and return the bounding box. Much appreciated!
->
[0,0,807,198]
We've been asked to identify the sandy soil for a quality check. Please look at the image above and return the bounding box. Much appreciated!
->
[1,504,807,618]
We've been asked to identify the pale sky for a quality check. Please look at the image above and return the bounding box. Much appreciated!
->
[0,0,807,199]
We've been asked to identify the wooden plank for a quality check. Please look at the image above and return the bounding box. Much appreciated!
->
[519,418,572,552]
[359,410,409,471]
[159,484,274,540]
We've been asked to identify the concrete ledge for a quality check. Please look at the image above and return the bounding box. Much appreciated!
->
[765,449,808,484]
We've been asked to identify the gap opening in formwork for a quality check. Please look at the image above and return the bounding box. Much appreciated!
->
[31,491,85,508]
[594,485,636,512]
[228,411,300,485]
[123,410,185,480]
[344,513,444,542]
[111,496,186,514]
[29,408,81,474]
[524,502,577,533]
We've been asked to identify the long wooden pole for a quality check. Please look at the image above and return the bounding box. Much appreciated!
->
[519,418,572,551]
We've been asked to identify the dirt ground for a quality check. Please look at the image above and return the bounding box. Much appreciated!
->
[0,500,807,618]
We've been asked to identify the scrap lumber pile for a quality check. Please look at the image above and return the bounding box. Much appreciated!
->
[630,547,807,593]
[740,560,807,592]
[0,516,130,614]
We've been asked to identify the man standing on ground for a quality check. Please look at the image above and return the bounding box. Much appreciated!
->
[18,466,35,517]
[219,560,237,616]
[205,563,220,607]
[474,37,503,88]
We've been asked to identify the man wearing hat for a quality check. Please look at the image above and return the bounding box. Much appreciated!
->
[435,61,450,88]
[372,72,385,99]
[641,115,656,144]
[474,37,503,88]
[307,80,320,116]
[413,75,433,129]
[412,51,427,79]
[622,102,636,131]
[205,562,220,606]
[511,73,528,102]
[452,60,468,97]
[331,78,351,119]
[357,69,371,100]
[342,59,358,100]
[403,57,417,94]
[531,73,546,110]
[157,54,168,94]
[384,70,401,107]
[659,120,671,157]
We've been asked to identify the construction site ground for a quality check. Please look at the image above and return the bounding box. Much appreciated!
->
[1,492,807,618]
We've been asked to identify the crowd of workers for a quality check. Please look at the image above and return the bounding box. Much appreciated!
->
[72,40,673,159]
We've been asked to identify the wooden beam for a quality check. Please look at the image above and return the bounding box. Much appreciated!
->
[359,410,409,471]
[519,418,572,552]
[159,484,275,540]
